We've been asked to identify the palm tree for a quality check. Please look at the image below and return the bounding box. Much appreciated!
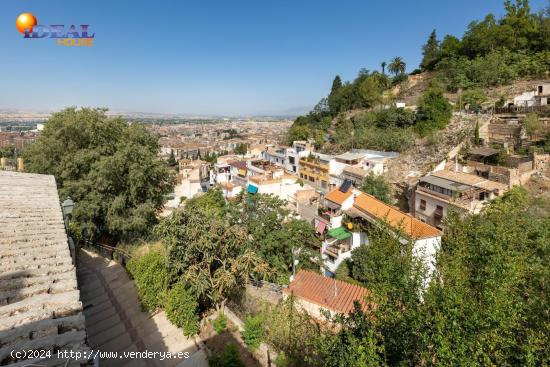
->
[381,61,387,75]
[388,57,406,76]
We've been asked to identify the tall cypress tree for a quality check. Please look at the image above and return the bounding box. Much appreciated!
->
[420,29,440,71]
[328,75,343,115]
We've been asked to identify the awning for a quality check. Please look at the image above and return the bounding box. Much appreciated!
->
[316,220,327,234]
[327,227,352,240]
[247,184,258,194]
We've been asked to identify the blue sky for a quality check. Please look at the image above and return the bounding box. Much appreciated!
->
[0,0,547,116]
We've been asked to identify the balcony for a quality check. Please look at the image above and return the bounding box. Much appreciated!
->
[324,240,352,259]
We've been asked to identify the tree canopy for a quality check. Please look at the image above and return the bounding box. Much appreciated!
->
[24,108,174,240]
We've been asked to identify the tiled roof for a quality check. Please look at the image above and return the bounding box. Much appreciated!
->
[431,170,508,192]
[284,271,371,314]
[325,187,352,205]
[353,192,441,239]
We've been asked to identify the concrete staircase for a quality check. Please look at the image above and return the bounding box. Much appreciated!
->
[77,249,207,367]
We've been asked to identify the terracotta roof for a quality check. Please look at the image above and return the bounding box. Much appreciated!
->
[325,187,353,205]
[284,271,371,314]
[353,193,441,239]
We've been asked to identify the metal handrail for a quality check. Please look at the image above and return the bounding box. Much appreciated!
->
[81,239,133,265]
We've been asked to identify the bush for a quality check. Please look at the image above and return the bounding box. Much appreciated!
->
[462,88,487,111]
[352,126,414,153]
[415,88,452,136]
[360,172,393,204]
[274,352,290,367]
[241,315,265,351]
[126,250,169,311]
[213,313,228,334]
[165,282,200,336]
[208,344,244,367]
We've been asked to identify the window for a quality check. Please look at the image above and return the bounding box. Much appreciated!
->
[419,199,426,211]
[538,85,543,94]
[321,180,327,189]
[435,205,443,215]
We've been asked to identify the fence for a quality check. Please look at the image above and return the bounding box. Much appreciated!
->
[80,239,133,265]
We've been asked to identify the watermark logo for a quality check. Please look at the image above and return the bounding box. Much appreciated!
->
[16,13,95,47]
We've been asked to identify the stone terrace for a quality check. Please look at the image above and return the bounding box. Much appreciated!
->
[0,171,90,366]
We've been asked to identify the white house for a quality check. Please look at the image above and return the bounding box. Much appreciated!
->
[319,184,442,278]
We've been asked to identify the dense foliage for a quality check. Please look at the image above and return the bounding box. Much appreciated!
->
[261,188,550,366]
[155,191,269,310]
[127,250,170,311]
[241,315,265,351]
[154,189,322,312]
[359,173,394,204]
[426,1,550,91]
[208,344,245,367]
[229,193,321,282]
[415,88,453,135]
[24,108,174,240]
[213,313,228,334]
[165,282,200,336]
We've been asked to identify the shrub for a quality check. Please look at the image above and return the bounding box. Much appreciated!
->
[241,315,265,351]
[415,88,452,136]
[274,352,290,367]
[462,88,487,111]
[208,344,244,367]
[126,250,169,311]
[213,313,228,334]
[360,172,393,204]
[165,282,200,336]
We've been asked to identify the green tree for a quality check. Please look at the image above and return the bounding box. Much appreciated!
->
[524,113,542,139]
[360,173,393,204]
[234,143,248,155]
[381,61,387,75]
[357,74,383,108]
[421,29,440,71]
[165,282,200,336]
[328,75,343,114]
[388,57,406,76]
[415,188,550,366]
[155,193,269,310]
[313,303,385,367]
[24,108,174,240]
[230,193,321,281]
[462,88,488,110]
[0,146,15,158]
[439,35,462,58]
[263,296,321,366]
[167,149,178,166]
[415,88,453,135]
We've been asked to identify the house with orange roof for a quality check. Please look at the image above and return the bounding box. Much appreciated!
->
[284,270,372,319]
[319,182,441,277]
